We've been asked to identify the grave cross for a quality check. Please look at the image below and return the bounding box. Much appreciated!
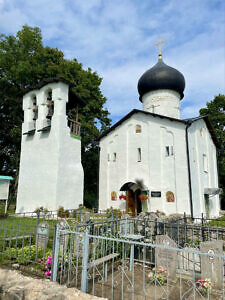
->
[153,36,167,59]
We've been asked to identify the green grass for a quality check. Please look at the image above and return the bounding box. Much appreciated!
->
[0,203,16,214]
[0,216,57,239]
[206,215,225,227]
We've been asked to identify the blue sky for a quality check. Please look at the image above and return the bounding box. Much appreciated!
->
[0,0,224,124]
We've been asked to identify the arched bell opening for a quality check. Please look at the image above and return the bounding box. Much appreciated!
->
[31,94,38,122]
[45,89,54,121]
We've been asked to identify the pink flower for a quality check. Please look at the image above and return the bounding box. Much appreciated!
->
[45,271,51,276]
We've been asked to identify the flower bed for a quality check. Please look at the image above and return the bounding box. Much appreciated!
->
[148,267,167,285]
[197,279,212,296]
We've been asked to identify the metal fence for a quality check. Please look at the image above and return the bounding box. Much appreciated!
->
[51,226,225,299]
[1,216,225,299]
[74,216,225,248]
[1,215,225,262]
[0,222,55,266]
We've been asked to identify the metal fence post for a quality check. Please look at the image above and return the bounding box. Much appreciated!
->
[111,211,114,234]
[51,224,60,282]
[81,230,89,293]
[184,212,187,244]
[154,218,157,236]
[201,213,205,242]
[36,210,40,226]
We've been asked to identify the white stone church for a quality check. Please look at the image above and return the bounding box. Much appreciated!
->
[98,51,220,218]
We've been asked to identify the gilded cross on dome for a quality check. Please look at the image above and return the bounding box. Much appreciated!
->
[153,36,167,59]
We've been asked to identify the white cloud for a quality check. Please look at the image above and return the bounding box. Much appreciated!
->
[0,0,224,123]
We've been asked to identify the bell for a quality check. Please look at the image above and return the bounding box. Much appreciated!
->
[33,106,38,121]
[47,91,52,101]
[46,101,54,119]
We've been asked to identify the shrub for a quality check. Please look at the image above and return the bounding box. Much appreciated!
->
[0,212,8,219]
[34,206,49,216]
[4,245,52,265]
[106,207,122,218]
[206,215,225,227]
[57,206,69,218]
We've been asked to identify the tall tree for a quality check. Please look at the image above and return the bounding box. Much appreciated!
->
[199,94,225,209]
[0,25,111,207]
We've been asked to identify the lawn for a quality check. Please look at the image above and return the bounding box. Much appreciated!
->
[0,216,58,240]
[0,203,16,214]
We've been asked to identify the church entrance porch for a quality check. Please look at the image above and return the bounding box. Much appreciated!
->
[120,182,148,216]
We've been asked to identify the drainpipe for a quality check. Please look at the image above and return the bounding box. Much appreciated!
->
[91,139,100,212]
[185,120,193,219]
[97,143,100,212]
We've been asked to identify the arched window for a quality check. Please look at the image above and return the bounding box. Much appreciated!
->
[136,125,142,133]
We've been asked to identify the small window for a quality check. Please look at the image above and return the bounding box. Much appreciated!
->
[137,148,141,162]
[136,125,142,133]
[203,154,208,172]
[113,153,116,162]
[166,146,170,156]
[107,154,110,161]
[170,146,174,156]
[200,128,204,136]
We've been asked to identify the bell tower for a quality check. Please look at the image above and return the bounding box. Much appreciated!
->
[16,78,86,213]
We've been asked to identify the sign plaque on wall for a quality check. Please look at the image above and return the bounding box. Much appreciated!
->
[151,191,161,197]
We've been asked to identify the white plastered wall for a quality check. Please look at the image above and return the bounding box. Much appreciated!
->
[99,113,190,215]
[188,119,220,218]
[142,89,181,119]
[16,82,83,213]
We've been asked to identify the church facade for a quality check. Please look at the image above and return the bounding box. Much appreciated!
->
[98,53,220,218]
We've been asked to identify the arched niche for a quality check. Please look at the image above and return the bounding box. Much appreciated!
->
[135,124,142,133]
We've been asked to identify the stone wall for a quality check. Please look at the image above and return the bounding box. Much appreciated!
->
[135,212,184,243]
[0,268,106,300]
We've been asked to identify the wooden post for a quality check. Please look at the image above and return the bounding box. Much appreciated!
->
[76,104,79,123]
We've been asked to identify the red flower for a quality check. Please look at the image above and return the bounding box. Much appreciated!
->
[139,194,148,201]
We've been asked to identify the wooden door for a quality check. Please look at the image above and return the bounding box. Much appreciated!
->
[127,190,135,216]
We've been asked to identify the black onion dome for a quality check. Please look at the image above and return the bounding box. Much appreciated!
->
[138,58,185,101]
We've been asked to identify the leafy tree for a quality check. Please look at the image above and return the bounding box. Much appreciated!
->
[0,25,111,207]
[199,94,225,209]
